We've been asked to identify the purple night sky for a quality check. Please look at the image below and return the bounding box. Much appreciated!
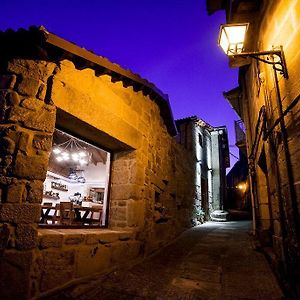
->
[1,0,239,168]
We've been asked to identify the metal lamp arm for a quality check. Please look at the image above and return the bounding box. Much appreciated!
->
[232,47,288,78]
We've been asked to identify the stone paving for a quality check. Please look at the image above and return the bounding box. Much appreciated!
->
[46,221,284,300]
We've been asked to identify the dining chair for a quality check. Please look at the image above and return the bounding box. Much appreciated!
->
[40,202,53,224]
[89,206,103,225]
[51,203,60,224]
[59,202,75,225]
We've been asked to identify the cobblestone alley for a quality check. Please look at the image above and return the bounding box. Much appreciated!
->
[44,221,284,300]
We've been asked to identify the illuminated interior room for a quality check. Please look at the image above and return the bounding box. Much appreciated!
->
[40,129,111,227]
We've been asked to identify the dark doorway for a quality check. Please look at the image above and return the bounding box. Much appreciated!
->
[201,177,209,220]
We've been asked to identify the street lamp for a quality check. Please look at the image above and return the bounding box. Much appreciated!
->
[218,23,248,55]
[218,23,288,78]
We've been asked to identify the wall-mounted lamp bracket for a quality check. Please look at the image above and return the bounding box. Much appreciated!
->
[232,46,288,79]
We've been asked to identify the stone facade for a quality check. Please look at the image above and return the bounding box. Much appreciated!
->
[176,117,230,222]
[0,27,199,299]
[209,0,300,296]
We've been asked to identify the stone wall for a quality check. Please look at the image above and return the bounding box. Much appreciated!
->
[230,0,300,293]
[175,118,229,222]
[0,57,197,299]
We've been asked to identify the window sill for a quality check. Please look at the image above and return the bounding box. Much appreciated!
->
[38,227,136,249]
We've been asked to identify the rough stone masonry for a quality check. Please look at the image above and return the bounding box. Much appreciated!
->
[0,27,200,300]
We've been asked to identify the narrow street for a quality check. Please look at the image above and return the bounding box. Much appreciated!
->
[46,221,284,300]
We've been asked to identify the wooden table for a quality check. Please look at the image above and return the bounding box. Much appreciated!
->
[40,205,57,224]
[74,205,103,225]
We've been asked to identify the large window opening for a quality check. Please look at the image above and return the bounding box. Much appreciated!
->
[40,128,111,227]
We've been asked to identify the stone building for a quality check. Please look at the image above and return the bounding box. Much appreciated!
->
[207,0,300,296]
[176,116,230,222]
[0,26,201,299]
[226,139,250,212]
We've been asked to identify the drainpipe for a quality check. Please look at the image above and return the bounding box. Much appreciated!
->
[248,162,256,233]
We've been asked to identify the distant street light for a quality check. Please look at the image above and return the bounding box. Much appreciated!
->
[236,182,247,193]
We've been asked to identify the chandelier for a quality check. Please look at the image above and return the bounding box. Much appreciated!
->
[52,137,89,166]
[68,169,86,183]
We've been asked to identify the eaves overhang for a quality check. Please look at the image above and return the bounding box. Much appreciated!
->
[175,116,214,131]
[223,86,243,119]
[0,26,177,136]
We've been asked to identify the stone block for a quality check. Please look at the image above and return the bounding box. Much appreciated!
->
[111,240,141,263]
[85,234,99,245]
[127,200,145,227]
[18,130,32,153]
[118,230,135,241]
[85,231,119,245]
[6,90,20,106]
[129,162,145,185]
[32,133,53,152]
[39,233,64,249]
[139,121,150,139]
[272,234,285,261]
[20,97,44,111]
[37,83,47,100]
[0,175,12,185]
[8,105,56,133]
[64,234,85,245]
[112,159,128,172]
[16,224,38,250]
[0,136,16,154]
[110,184,142,200]
[142,111,151,126]
[75,245,111,278]
[13,152,49,180]
[0,249,33,300]
[26,180,43,203]
[273,219,282,236]
[111,221,127,228]
[0,103,6,122]
[7,59,56,82]
[51,75,142,149]
[0,203,41,223]
[0,154,13,175]
[0,75,17,89]
[0,223,11,251]
[6,179,27,203]
[111,169,129,185]
[115,200,127,207]
[17,76,40,97]
[110,206,127,222]
[121,104,139,128]
[38,249,75,292]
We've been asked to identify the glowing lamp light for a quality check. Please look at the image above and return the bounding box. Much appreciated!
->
[53,148,61,154]
[218,23,249,55]
[78,151,86,157]
[236,182,247,193]
[72,153,79,161]
[79,159,87,165]
[52,136,90,165]
[237,184,244,190]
